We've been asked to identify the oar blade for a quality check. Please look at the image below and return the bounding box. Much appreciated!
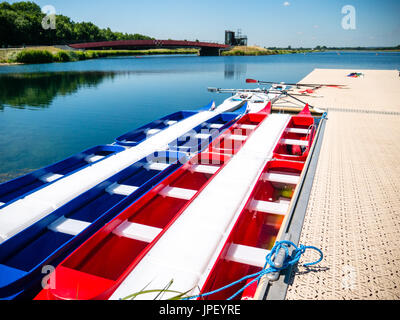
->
[246,79,259,84]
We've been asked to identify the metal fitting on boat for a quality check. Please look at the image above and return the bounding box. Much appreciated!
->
[267,246,288,282]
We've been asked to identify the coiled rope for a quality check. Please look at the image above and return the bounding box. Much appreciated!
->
[183,240,323,301]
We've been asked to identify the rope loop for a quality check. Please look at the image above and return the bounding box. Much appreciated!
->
[183,240,323,301]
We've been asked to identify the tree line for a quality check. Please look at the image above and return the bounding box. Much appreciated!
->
[0,1,153,47]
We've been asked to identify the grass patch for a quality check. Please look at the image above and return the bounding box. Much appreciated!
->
[83,48,199,57]
[15,49,55,64]
[3,47,199,64]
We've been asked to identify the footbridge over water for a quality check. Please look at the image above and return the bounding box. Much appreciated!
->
[69,40,231,56]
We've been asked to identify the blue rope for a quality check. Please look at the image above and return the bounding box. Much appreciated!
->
[183,240,323,301]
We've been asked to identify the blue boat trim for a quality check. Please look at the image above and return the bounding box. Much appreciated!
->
[0,145,125,210]
[115,110,199,147]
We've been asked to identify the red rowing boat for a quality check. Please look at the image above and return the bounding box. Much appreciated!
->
[196,105,316,300]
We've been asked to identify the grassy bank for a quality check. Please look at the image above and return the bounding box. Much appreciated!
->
[0,46,62,63]
[0,47,199,64]
[222,46,313,56]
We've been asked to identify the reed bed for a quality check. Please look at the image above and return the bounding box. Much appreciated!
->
[2,48,199,64]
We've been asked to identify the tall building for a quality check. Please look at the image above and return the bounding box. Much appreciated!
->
[225,30,248,46]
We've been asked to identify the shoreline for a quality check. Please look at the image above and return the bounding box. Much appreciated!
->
[1,47,399,67]
[0,47,200,65]
[0,62,23,66]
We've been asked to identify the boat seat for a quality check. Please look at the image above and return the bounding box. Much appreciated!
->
[195,133,212,140]
[236,124,257,130]
[144,162,170,171]
[39,173,64,183]
[286,128,310,134]
[0,199,55,243]
[190,165,219,175]
[208,123,224,129]
[229,135,248,141]
[159,186,197,201]
[278,197,291,204]
[165,120,178,126]
[249,200,289,215]
[0,202,5,207]
[113,221,162,243]
[281,139,309,147]
[106,183,139,196]
[48,217,91,236]
[84,154,106,163]
[226,244,270,268]
[275,153,295,157]
[262,172,300,185]
[146,129,162,136]
[175,146,192,153]
[206,146,232,153]
[29,166,117,209]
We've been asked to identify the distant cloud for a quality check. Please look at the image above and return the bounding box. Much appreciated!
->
[283,1,290,6]
[296,31,303,35]
[313,25,319,29]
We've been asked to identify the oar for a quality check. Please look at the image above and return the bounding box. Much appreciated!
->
[282,91,315,108]
[246,78,347,88]
[267,89,317,106]
[207,87,265,94]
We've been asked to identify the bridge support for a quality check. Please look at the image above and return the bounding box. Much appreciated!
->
[199,47,221,56]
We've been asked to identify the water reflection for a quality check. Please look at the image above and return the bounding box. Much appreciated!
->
[0,71,117,110]
[224,63,247,79]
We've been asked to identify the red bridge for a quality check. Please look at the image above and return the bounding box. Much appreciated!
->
[69,40,231,56]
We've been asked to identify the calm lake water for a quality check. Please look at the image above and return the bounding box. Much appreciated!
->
[1,51,399,182]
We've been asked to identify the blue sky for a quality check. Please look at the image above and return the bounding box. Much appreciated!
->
[7,0,400,47]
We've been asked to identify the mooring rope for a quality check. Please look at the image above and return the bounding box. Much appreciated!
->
[183,240,323,301]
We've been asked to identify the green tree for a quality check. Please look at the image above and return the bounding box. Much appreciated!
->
[0,9,19,46]
[10,1,41,13]
[0,1,153,46]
